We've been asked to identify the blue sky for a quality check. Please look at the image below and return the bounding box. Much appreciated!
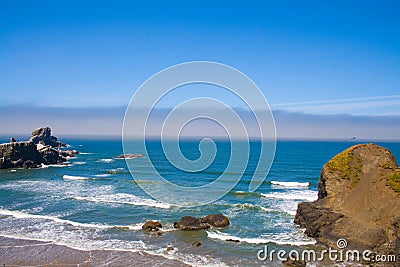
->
[0,1,399,138]
[1,1,399,107]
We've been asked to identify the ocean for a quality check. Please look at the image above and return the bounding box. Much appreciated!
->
[1,139,399,266]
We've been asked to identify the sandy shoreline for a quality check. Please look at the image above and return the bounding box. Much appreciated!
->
[0,236,189,267]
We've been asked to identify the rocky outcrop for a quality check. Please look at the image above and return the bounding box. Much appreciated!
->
[294,144,400,257]
[142,220,162,232]
[204,213,230,227]
[0,142,44,169]
[174,214,229,231]
[174,216,210,230]
[0,127,77,169]
[29,127,66,148]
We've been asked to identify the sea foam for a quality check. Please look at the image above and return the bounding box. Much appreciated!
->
[63,175,90,180]
[206,230,316,246]
[261,190,318,202]
[0,209,142,230]
[97,159,114,163]
[73,193,171,209]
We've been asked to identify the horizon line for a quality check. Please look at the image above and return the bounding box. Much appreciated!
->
[1,133,399,143]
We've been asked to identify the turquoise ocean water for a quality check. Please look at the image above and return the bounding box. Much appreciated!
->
[0,139,399,266]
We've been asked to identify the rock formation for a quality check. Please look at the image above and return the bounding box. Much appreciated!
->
[174,213,229,230]
[204,213,230,227]
[142,220,162,232]
[0,141,44,169]
[294,144,400,257]
[0,127,78,169]
[192,241,202,247]
[29,127,66,148]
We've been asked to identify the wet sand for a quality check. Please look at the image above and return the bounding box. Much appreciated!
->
[0,236,189,267]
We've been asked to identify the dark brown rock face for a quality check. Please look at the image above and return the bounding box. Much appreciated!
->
[173,214,229,231]
[295,144,400,257]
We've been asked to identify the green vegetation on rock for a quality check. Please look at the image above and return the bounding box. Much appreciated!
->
[326,147,353,179]
[387,172,400,193]
[325,145,363,188]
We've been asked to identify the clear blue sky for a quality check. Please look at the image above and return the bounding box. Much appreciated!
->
[0,0,399,113]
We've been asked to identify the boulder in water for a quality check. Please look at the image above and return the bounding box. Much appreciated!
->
[174,214,229,231]
[173,216,210,231]
[204,213,230,227]
[142,220,162,232]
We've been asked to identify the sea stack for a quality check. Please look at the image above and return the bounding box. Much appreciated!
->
[294,144,400,256]
[0,127,78,169]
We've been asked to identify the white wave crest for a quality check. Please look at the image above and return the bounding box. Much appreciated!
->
[73,193,171,209]
[261,190,318,202]
[271,181,309,188]
[0,209,142,231]
[93,173,112,178]
[206,230,316,246]
[41,163,71,168]
[72,161,86,165]
[63,175,90,180]
[97,159,114,163]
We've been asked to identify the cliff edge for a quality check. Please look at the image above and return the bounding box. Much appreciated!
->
[294,143,400,256]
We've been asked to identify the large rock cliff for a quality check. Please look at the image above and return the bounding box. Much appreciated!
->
[295,144,400,257]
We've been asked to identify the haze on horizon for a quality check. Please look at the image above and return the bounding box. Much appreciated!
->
[0,1,399,140]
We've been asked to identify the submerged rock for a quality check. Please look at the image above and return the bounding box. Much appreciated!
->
[192,241,202,247]
[294,143,400,256]
[174,213,229,231]
[114,154,143,159]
